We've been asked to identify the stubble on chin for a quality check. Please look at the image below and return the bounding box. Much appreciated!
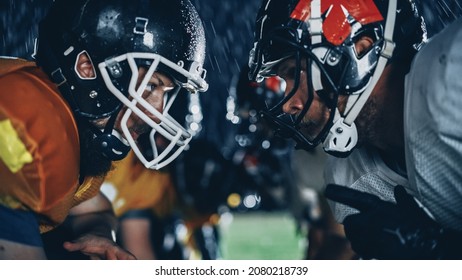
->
[355,95,381,148]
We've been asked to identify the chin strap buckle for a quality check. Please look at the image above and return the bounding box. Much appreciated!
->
[323,117,358,157]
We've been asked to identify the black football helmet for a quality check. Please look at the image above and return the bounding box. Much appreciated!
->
[227,64,287,149]
[248,0,426,156]
[36,0,208,168]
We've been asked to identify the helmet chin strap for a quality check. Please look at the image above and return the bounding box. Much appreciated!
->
[47,65,131,161]
[322,0,397,156]
[323,109,358,157]
[89,110,131,161]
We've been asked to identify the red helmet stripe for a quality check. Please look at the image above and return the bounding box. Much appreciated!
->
[323,0,384,45]
[290,0,384,46]
[265,76,283,93]
[290,0,311,22]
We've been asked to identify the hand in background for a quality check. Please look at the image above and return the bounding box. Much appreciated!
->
[63,234,136,260]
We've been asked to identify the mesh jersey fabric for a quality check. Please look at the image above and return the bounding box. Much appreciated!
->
[0,58,103,232]
[324,18,462,231]
[404,17,462,231]
[324,146,409,223]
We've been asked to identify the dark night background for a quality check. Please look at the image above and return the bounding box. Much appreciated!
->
[0,0,262,149]
[1,0,461,148]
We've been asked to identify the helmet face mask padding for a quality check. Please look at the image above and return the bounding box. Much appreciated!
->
[36,0,208,168]
[249,0,426,156]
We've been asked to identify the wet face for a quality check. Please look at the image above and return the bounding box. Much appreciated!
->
[276,58,333,142]
[75,52,174,141]
[74,53,176,175]
[116,67,175,140]
[274,36,375,143]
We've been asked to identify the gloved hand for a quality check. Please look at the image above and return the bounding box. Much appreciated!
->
[324,184,462,259]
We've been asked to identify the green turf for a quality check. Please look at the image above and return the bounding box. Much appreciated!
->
[219,211,305,260]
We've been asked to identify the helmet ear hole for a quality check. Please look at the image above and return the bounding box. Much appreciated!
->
[75,51,97,79]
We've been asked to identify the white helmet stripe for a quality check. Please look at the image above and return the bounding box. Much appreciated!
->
[310,0,322,44]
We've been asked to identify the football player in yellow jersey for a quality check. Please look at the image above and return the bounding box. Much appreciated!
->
[103,150,177,259]
[102,138,227,260]
[0,0,208,259]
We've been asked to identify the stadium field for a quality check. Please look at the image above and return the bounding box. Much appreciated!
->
[219,211,305,260]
